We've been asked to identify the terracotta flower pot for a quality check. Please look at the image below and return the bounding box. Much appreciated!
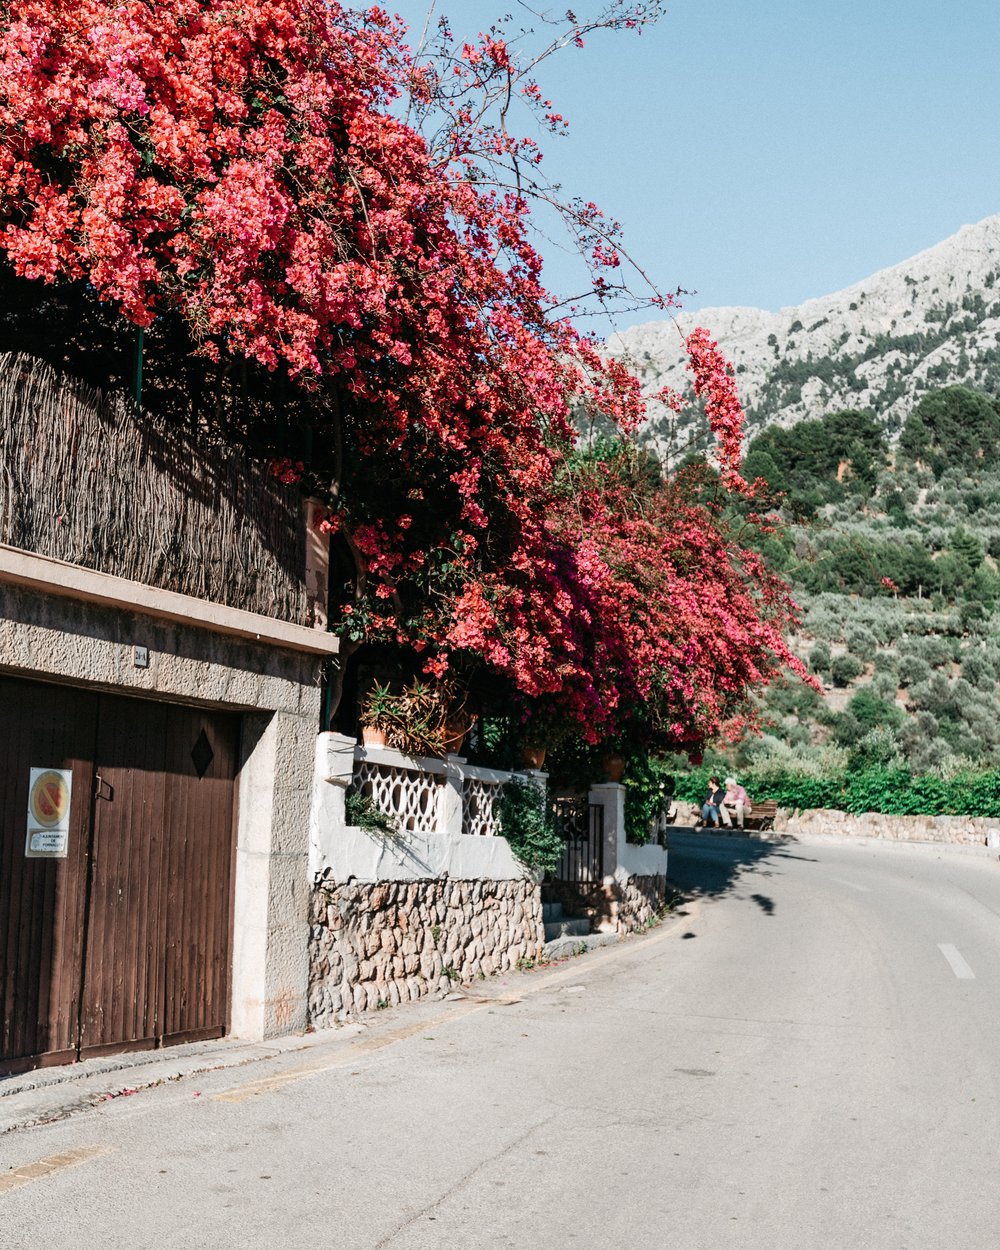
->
[362,725,387,748]
[519,744,547,770]
[602,752,626,783]
[442,716,470,755]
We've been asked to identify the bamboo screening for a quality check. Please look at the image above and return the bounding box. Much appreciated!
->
[0,352,311,623]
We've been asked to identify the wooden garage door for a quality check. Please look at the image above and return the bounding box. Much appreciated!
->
[0,675,239,1074]
[0,679,96,1071]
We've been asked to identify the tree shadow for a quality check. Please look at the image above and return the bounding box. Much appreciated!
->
[667,828,818,918]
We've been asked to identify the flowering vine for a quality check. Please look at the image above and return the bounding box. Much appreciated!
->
[0,0,804,750]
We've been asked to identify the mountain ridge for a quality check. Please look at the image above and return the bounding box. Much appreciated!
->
[610,213,1000,454]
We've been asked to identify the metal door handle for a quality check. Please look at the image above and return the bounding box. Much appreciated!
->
[95,774,114,801]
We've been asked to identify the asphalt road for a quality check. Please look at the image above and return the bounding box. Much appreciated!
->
[2,832,1000,1250]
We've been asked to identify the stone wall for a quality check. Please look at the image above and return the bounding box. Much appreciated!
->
[774,807,999,847]
[543,874,669,935]
[543,879,602,917]
[616,874,668,933]
[308,876,544,1024]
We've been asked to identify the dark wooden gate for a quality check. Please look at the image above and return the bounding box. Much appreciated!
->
[549,798,605,883]
[0,680,96,1071]
[0,675,239,1074]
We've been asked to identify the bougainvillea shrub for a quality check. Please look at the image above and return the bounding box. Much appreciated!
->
[0,0,805,748]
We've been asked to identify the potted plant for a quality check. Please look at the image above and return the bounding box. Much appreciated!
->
[359,678,469,758]
[516,707,573,771]
[601,748,626,783]
[359,680,396,748]
[519,743,547,770]
[392,680,448,757]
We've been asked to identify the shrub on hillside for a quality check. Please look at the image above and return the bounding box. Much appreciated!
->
[831,654,865,687]
[898,711,953,773]
[848,727,903,772]
[871,671,900,702]
[848,687,905,731]
[961,650,996,687]
[908,673,954,716]
[898,635,955,668]
[846,628,878,662]
[830,711,864,747]
[898,655,931,687]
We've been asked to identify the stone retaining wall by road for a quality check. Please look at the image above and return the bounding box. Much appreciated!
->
[616,873,669,932]
[544,873,669,934]
[774,808,999,846]
[308,876,544,1024]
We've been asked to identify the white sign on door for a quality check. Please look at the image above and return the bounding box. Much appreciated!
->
[25,767,72,858]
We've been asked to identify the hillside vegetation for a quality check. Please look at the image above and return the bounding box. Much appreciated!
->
[696,384,1000,810]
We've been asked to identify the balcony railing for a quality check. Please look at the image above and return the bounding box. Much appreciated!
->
[349,744,513,838]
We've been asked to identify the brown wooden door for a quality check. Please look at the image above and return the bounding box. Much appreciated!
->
[0,676,96,1072]
[1,675,239,1072]
[79,695,239,1056]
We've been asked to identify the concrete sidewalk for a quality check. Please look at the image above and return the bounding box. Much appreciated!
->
[0,911,686,1137]
[0,1028,367,1136]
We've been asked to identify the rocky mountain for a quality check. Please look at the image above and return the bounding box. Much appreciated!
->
[609,214,1000,457]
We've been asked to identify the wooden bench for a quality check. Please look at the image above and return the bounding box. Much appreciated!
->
[740,799,778,832]
[696,798,780,832]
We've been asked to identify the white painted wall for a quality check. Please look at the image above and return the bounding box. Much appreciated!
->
[588,782,669,883]
[310,733,534,883]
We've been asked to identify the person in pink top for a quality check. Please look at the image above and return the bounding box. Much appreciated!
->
[720,776,751,829]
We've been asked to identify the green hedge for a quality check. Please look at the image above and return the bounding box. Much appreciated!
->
[675,767,1000,817]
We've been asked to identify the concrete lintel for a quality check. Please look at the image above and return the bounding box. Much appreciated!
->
[0,543,340,657]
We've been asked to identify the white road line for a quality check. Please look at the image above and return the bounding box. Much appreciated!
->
[831,877,871,893]
[938,944,976,980]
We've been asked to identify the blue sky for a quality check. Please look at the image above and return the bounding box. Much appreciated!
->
[379,2,1000,330]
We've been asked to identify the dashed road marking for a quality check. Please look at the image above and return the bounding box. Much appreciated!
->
[938,943,976,980]
[0,1145,113,1196]
[831,877,871,893]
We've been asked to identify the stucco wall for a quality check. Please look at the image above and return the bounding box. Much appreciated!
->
[0,580,318,712]
[309,734,533,883]
[0,580,322,1041]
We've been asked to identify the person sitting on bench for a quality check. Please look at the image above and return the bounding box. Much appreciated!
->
[699,776,725,828]
[720,776,751,829]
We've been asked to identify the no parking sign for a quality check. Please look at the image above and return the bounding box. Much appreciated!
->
[25,767,72,858]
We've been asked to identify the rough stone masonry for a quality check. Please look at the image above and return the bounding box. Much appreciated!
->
[308,876,545,1024]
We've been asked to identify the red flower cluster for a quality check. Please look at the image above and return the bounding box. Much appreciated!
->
[437,454,808,744]
[685,327,749,491]
[0,0,803,748]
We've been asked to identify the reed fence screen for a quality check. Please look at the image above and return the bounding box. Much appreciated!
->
[0,353,312,623]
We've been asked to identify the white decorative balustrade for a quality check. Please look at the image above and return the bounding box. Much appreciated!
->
[349,745,513,838]
[461,764,511,838]
[351,748,446,835]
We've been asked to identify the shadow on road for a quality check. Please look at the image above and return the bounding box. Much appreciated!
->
[666,829,818,918]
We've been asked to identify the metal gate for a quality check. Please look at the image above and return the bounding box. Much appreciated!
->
[0,675,239,1074]
[549,798,605,883]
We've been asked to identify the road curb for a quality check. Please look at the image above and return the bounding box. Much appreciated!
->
[669,826,999,860]
[1,901,700,1134]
